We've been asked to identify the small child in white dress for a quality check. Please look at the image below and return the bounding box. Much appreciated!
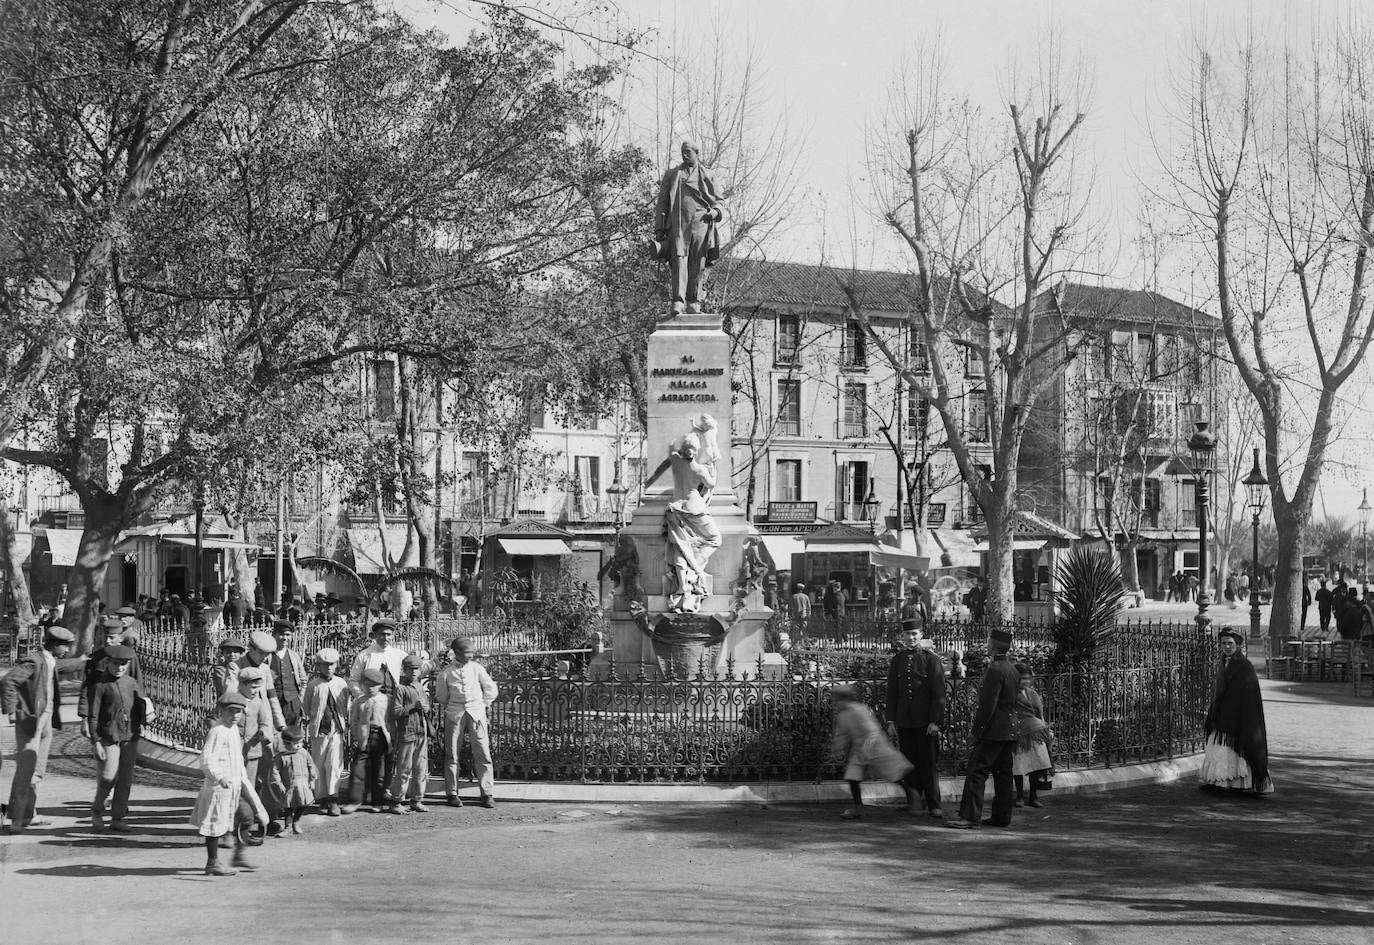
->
[191,691,269,876]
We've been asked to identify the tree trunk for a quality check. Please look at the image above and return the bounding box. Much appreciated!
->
[0,512,37,636]
[62,502,124,654]
[1270,513,1306,648]
[1120,539,1141,594]
[982,504,1015,624]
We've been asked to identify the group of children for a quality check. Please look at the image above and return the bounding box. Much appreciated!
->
[831,661,1054,816]
[191,633,493,876]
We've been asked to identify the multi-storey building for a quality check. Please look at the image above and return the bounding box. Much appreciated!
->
[713,259,991,600]
[1020,282,1225,598]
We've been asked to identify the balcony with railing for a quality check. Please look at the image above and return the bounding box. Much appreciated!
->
[838,419,869,439]
[839,339,867,371]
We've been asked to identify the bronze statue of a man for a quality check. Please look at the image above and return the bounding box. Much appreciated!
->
[653,141,725,315]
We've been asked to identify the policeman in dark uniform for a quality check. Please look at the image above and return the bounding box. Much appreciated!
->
[947,627,1020,829]
[885,616,946,817]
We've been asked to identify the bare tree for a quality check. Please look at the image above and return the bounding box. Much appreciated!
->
[845,39,1097,621]
[1159,28,1374,647]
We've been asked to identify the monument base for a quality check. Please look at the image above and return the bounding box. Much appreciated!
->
[587,310,774,680]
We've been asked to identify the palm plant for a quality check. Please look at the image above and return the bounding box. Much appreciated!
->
[1049,546,1124,672]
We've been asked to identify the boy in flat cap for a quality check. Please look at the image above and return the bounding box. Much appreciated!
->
[345,666,391,812]
[88,644,150,832]
[1,626,87,832]
[269,619,308,726]
[192,691,268,875]
[235,666,279,835]
[435,638,499,808]
[302,647,350,816]
[211,638,247,700]
[388,654,433,814]
[947,627,1020,830]
[239,630,286,729]
[79,616,131,730]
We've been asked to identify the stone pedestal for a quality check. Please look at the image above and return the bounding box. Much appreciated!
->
[591,314,773,679]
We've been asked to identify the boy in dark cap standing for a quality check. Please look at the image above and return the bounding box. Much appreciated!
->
[79,616,128,729]
[947,627,1020,830]
[269,619,308,726]
[388,654,433,814]
[344,667,391,812]
[88,644,150,832]
[1,626,87,832]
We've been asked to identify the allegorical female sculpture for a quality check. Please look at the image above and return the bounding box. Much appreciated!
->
[651,415,723,613]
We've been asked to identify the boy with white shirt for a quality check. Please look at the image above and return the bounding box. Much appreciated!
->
[435,638,498,809]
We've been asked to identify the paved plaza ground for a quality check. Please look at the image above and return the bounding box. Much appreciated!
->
[1,678,1370,945]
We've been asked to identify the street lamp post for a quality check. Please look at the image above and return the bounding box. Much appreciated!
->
[1359,488,1371,588]
[1242,447,1269,645]
[606,469,629,540]
[1187,421,1218,634]
[861,477,882,613]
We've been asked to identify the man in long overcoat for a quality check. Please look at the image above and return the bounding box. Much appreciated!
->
[654,141,724,314]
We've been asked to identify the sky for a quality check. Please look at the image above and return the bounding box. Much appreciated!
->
[404,0,1371,517]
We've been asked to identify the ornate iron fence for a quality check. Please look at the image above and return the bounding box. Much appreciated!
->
[136,627,1216,784]
[134,616,550,661]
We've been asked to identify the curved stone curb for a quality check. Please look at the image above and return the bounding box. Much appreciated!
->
[138,733,1201,804]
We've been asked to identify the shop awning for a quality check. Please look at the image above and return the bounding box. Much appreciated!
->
[807,542,880,554]
[498,537,571,557]
[972,539,1048,552]
[759,534,805,568]
[163,536,261,551]
[44,528,83,567]
[870,547,930,571]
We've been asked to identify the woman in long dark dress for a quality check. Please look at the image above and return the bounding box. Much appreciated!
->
[1199,628,1275,795]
